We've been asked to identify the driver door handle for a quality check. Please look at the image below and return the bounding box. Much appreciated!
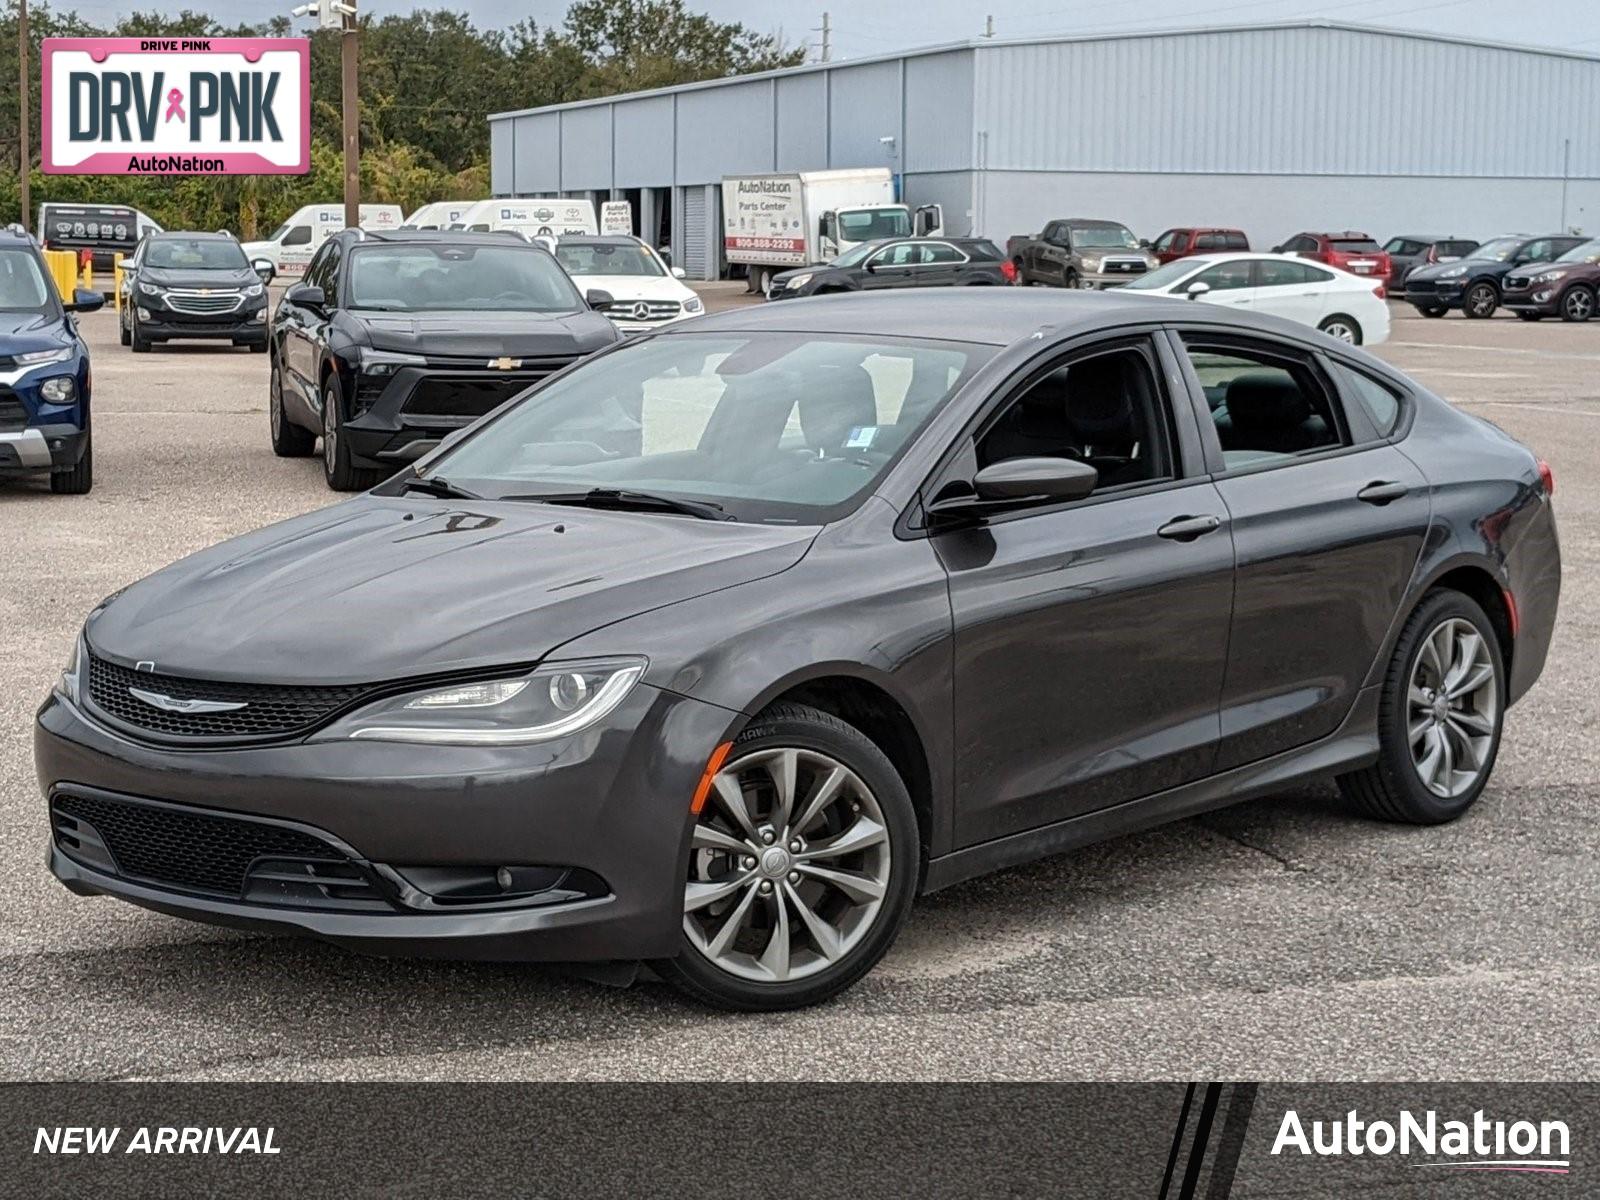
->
[1157,514,1223,541]
[1357,481,1409,505]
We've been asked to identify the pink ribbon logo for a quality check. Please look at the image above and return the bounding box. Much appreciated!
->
[164,88,185,123]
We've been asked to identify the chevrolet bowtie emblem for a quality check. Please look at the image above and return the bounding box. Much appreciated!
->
[489,357,522,370]
[128,686,248,715]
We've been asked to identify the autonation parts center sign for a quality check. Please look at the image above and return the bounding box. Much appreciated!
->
[42,38,309,175]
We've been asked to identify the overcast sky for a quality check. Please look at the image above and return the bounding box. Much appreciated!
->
[61,0,1600,60]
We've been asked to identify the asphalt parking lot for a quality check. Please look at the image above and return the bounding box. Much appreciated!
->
[3,291,1596,1081]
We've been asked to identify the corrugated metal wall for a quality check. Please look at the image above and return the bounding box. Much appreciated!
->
[973,26,1599,179]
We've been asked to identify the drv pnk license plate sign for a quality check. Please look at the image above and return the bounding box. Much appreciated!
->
[42,38,310,175]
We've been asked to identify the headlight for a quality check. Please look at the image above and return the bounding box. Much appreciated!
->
[1533,269,1569,283]
[341,657,647,744]
[1437,265,1468,279]
[244,283,265,298]
[17,347,72,368]
[1080,257,1103,272]
[682,296,704,313]
[785,273,813,290]
[358,349,427,376]
[40,376,77,403]
[56,635,83,704]
[137,281,163,296]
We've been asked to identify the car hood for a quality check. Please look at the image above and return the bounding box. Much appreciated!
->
[0,311,69,353]
[345,309,620,358]
[1409,259,1506,280]
[85,498,816,685]
[567,275,695,304]
[139,265,260,290]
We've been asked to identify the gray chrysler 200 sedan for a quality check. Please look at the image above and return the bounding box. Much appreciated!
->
[37,290,1560,1010]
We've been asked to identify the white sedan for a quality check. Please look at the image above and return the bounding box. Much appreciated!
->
[551,236,704,334]
[1121,253,1391,345]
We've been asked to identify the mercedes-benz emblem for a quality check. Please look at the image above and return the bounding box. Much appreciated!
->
[630,301,651,322]
[127,686,248,715]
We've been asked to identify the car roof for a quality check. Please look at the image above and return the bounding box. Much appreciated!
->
[556,235,644,246]
[147,230,235,241]
[341,228,538,247]
[671,288,1297,348]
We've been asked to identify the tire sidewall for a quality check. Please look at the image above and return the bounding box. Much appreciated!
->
[1374,592,1506,822]
[1561,285,1594,322]
[659,707,919,1010]
[1464,282,1498,318]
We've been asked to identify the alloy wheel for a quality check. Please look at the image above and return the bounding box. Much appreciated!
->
[1322,319,1356,342]
[684,747,892,983]
[1563,289,1594,321]
[321,386,338,472]
[1467,285,1497,317]
[270,366,284,440]
[1406,617,1499,798]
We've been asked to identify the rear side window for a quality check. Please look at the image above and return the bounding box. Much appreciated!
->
[1331,362,1403,436]
[1180,338,1346,469]
[965,240,1003,261]
[1436,240,1476,258]
[923,243,966,265]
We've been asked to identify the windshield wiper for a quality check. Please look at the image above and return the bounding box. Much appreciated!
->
[398,474,481,500]
[505,488,732,521]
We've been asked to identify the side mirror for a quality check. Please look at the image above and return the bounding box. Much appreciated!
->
[1138,238,1152,250]
[1185,281,1212,301]
[585,288,615,309]
[973,456,1099,502]
[65,288,105,313]
[671,265,687,279]
[285,283,325,312]
[252,258,276,284]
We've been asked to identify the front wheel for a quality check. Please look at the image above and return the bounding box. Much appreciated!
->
[320,374,384,491]
[1318,313,1362,344]
[1337,591,1504,824]
[129,311,151,353]
[49,433,93,495]
[1063,269,1081,290]
[1415,305,1447,318]
[118,307,131,346]
[655,702,919,1011]
[1463,281,1499,319]
[270,359,316,458]
[1560,285,1595,322]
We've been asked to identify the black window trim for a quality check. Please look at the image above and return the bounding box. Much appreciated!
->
[1163,327,1389,479]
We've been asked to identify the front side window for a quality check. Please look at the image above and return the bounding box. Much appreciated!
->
[1180,339,1346,469]
[975,345,1171,493]
[428,333,991,523]
[1122,258,1214,292]
[346,244,583,313]
[838,208,911,242]
[145,238,249,271]
[553,242,664,278]
[1557,238,1600,264]
[1192,261,1253,291]
[871,243,924,268]
[280,225,312,247]
[1152,230,1178,253]
[1470,238,1523,262]
[0,249,53,313]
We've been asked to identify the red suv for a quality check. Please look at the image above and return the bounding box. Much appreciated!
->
[1149,227,1249,264]
[1273,231,1393,291]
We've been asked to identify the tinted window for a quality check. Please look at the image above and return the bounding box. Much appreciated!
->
[1436,240,1477,258]
[1181,339,1345,468]
[1193,261,1253,292]
[1195,233,1226,250]
[1332,362,1402,436]
[1223,232,1249,250]
[1518,240,1553,262]
[976,345,1170,493]
[1384,238,1424,255]
[923,243,965,265]
[872,243,923,267]
[1330,237,1381,252]
[280,225,312,247]
[1256,260,1314,287]
[347,244,582,313]
[964,240,1004,261]
[1153,230,1179,252]
[146,238,249,270]
[0,249,53,312]
[302,244,333,292]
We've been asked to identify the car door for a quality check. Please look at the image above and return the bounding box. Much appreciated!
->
[932,333,1235,845]
[280,242,335,411]
[1251,259,1331,326]
[1036,222,1070,282]
[918,242,967,287]
[863,242,918,289]
[1168,330,1430,771]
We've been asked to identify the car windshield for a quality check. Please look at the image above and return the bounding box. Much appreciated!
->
[425,332,992,523]
[346,244,583,312]
[1556,238,1600,264]
[1070,225,1139,249]
[839,208,911,242]
[145,238,249,270]
[1470,238,1524,262]
[1121,258,1214,290]
[554,242,664,278]
[0,249,54,313]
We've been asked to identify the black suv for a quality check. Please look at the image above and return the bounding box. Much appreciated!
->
[120,231,276,352]
[269,229,621,490]
[1404,233,1587,318]
[767,237,1013,299]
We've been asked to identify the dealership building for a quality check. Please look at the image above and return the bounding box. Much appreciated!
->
[487,20,1600,279]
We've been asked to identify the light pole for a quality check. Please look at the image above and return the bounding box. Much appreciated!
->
[291,0,359,229]
[18,0,29,233]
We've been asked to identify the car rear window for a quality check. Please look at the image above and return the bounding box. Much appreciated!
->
[964,240,1004,261]
[1330,238,1382,252]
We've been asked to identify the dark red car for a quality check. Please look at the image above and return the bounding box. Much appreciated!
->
[1149,227,1249,264]
[1274,231,1393,289]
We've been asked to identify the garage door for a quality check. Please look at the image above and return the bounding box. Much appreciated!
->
[681,187,708,279]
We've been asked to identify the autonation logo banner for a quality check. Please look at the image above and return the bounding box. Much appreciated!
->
[1272,1107,1572,1176]
[41,37,309,175]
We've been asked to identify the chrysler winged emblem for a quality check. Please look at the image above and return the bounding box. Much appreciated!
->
[128,686,248,715]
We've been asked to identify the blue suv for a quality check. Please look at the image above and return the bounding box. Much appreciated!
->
[0,226,104,493]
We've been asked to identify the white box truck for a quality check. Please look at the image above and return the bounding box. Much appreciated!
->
[722,168,942,293]
[240,204,404,276]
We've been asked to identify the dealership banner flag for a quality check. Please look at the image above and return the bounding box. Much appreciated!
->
[41,38,311,175]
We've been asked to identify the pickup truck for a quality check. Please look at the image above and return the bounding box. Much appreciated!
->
[1006,218,1158,288]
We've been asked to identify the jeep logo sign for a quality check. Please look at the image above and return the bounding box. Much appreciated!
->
[42,37,310,175]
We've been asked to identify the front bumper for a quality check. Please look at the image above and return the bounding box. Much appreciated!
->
[134,300,269,342]
[0,424,88,474]
[1078,269,1149,290]
[36,682,742,962]
[1501,281,1566,315]
[1405,279,1467,309]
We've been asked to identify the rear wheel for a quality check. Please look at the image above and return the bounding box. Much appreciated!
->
[1560,285,1595,322]
[656,702,919,1011]
[1416,305,1447,318]
[269,358,315,458]
[1516,311,1544,322]
[1463,281,1499,319]
[1318,313,1362,344]
[49,433,92,495]
[320,373,383,491]
[1337,591,1504,824]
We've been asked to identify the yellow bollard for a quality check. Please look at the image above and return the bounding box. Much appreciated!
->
[79,254,94,293]
[113,254,124,317]
[43,249,77,299]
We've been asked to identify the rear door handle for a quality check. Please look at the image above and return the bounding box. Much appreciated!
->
[1157,514,1223,541]
[1357,481,1410,505]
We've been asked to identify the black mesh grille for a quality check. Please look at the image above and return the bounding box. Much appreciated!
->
[401,373,548,420]
[85,650,369,743]
[0,392,26,432]
[53,792,348,897]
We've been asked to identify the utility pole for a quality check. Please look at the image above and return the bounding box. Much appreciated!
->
[814,11,831,63]
[292,0,360,228]
[18,0,30,234]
